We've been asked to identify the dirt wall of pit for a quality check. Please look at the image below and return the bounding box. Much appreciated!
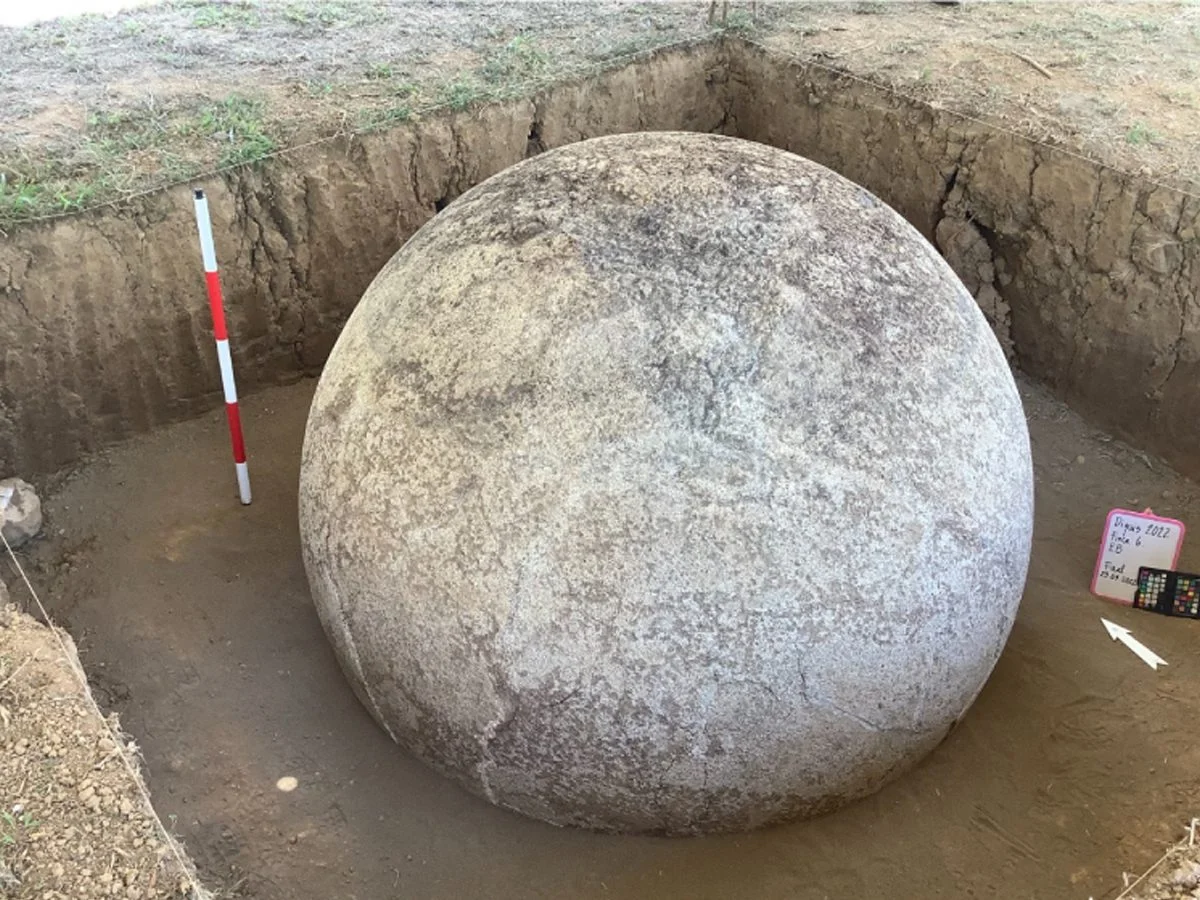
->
[2,38,1198,481]
[0,43,732,477]
[732,43,1200,479]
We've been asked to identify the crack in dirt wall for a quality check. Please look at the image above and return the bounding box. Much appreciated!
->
[2,38,1198,482]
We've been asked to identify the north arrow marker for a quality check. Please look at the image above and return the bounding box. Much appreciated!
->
[1101,618,1168,670]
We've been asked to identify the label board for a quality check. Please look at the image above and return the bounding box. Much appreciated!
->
[1091,508,1186,604]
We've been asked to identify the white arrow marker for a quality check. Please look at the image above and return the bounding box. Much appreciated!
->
[1102,618,1168,670]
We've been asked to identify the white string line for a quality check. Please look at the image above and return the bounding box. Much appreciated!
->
[1108,817,1200,900]
[0,530,210,900]
[740,36,1199,203]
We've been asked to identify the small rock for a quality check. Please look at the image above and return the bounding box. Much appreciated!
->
[1075,454,1086,464]
[0,478,43,549]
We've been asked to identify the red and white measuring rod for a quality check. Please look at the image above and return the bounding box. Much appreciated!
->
[192,188,251,505]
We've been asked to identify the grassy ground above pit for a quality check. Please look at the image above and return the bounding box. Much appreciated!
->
[2,1,1197,231]
[0,0,741,228]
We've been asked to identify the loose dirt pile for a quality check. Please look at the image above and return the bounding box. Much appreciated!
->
[0,582,203,900]
[1127,828,1200,900]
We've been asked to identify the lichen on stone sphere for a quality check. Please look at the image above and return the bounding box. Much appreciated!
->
[298,132,1034,835]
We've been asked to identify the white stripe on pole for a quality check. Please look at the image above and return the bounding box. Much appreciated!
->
[194,197,218,272]
[236,462,252,506]
[215,339,238,404]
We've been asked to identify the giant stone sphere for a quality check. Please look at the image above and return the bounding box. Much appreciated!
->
[299,132,1033,835]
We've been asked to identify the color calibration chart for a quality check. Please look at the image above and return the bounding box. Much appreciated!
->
[1134,566,1200,619]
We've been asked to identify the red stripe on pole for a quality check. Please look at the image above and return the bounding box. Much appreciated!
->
[225,403,247,463]
[204,271,228,340]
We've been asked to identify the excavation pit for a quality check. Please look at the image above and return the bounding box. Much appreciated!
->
[2,7,1199,899]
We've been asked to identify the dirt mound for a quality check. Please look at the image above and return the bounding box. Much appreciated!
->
[0,596,205,899]
[1126,824,1200,900]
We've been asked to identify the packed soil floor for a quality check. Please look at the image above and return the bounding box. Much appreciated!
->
[0,374,1196,900]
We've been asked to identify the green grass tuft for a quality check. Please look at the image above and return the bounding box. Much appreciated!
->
[719,9,757,34]
[357,104,415,133]
[480,36,549,84]
[438,78,490,111]
[1125,121,1159,146]
[588,34,666,61]
[197,96,277,166]
[189,2,258,28]
[282,1,356,28]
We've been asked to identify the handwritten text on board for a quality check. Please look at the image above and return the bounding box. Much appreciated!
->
[1091,508,1186,604]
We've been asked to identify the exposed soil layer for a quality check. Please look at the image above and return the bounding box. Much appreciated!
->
[6,374,1199,900]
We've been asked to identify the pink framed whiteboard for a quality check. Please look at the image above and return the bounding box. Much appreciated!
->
[1091,508,1186,605]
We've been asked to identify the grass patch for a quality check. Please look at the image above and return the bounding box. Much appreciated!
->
[480,36,549,84]
[85,106,172,154]
[1125,121,1160,146]
[304,78,334,97]
[0,809,38,846]
[438,78,491,112]
[588,34,667,62]
[0,177,47,221]
[717,9,757,35]
[357,104,414,134]
[281,1,360,28]
[197,96,277,166]
[190,2,258,28]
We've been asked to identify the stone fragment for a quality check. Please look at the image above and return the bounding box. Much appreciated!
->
[0,477,43,549]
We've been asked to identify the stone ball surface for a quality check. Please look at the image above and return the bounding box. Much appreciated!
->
[298,132,1033,835]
